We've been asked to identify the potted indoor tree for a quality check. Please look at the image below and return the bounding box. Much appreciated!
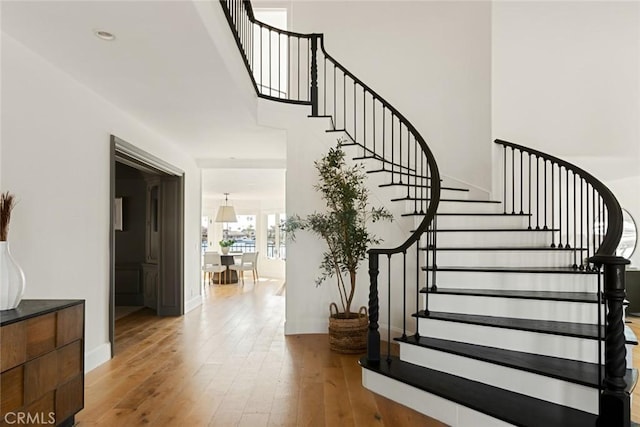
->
[285,140,392,353]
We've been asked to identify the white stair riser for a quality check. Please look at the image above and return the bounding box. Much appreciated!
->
[399,343,597,414]
[417,317,599,363]
[425,294,599,324]
[437,250,578,268]
[362,369,515,427]
[432,270,597,292]
[437,201,503,214]
[433,231,552,247]
[436,215,529,229]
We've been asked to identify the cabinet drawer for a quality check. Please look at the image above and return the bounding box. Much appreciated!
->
[0,322,26,372]
[26,313,56,359]
[56,305,83,347]
[0,366,24,416]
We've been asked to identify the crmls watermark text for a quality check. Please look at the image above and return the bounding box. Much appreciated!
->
[3,412,55,425]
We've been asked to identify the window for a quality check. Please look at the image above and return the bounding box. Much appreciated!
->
[267,213,286,260]
[227,215,256,253]
[201,216,209,253]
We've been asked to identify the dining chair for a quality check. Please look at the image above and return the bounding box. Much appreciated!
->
[202,252,226,284]
[229,251,259,285]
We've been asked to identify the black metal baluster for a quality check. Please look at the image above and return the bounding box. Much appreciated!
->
[558,166,564,248]
[511,147,515,214]
[310,36,318,114]
[373,98,376,155]
[503,146,507,214]
[544,160,548,229]
[580,178,584,270]
[387,254,392,361]
[382,106,386,170]
[297,38,300,99]
[260,26,263,94]
[363,89,366,153]
[593,187,597,259]
[586,183,590,270]
[278,33,281,98]
[407,127,411,195]
[353,82,356,140]
[399,123,403,184]
[307,38,310,101]
[333,64,336,122]
[431,215,438,291]
[527,153,532,229]
[391,115,395,183]
[417,239,423,336]
[565,167,570,248]
[424,226,430,311]
[342,72,347,132]
[536,156,540,230]
[551,162,556,247]
[573,172,577,268]
[421,154,425,214]
[413,136,423,212]
[520,150,524,214]
[268,29,272,96]
[402,251,407,340]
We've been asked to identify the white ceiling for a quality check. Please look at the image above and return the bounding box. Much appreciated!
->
[202,168,285,202]
[1,0,287,201]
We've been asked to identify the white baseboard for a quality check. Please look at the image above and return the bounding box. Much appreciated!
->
[85,342,111,373]
[284,318,328,335]
[185,295,202,313]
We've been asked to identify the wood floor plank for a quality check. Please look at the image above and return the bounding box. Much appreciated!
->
[75,278,515,426]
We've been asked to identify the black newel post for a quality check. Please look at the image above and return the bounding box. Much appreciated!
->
[591,254,630,427]
[367,252,381,364]
[310,35,319,116]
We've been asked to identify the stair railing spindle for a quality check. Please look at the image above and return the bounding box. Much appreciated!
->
[528,153,532,229]
[402,251,407,340]
[387,254,392,362]
[536,156,540,230]
[551,162,556,247]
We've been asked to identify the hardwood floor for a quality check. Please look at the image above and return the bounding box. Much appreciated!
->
[76,278,443,426]
[626,317,640,424]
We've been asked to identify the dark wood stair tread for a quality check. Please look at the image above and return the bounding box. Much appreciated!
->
[402,212,531,217]
[379,183,467,191]
[415,311,637,343]
[423,246,586,251]
[435,228,558,232]
[395,335,636,390]
[391,197,501,203]
[360,355,598,427]
[425,266,598,274]
[420,288,598,303]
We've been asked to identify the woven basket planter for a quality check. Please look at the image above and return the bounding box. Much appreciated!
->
[328,304,368,354]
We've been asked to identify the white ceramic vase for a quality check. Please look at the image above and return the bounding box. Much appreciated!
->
[0,242,25,310]
[221,246,230,255]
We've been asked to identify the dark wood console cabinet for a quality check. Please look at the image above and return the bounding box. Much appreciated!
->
[1,300,84,427]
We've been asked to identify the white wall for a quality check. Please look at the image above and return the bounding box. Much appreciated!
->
[288,0,493,192]
[1,34,202,371]
[492,1,640,265]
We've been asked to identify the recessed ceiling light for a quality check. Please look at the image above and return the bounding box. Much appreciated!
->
[94,30,115,41]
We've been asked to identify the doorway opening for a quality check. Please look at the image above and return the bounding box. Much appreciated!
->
[110,136,185,356]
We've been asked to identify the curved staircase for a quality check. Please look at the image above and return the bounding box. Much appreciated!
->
[219,2,635,425]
